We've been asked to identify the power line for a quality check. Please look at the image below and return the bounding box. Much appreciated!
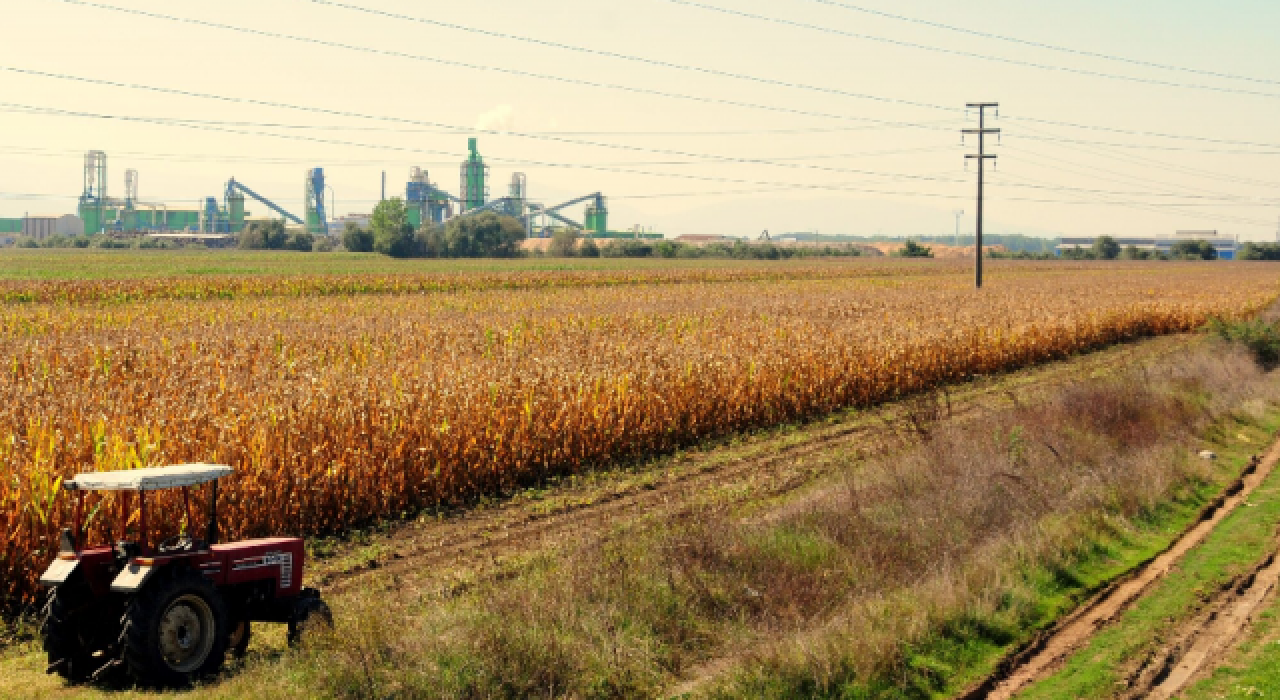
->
[5,104,1270,226]
[1007,128,1280,191]
[1000,131,1280,156]
[39,1,1280,153]
[668,0,1280,101]
[0,103,977,198]
[0,127,955,167]
[802,0,1280,88]
[1005,115,1280,150]
[0,99,968,184]
[1005,122,1280,196]
[52,0,954,115]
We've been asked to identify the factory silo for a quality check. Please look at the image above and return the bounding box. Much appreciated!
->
[460,138,488,212]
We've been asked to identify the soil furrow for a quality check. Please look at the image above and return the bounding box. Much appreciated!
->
[1128,544,1280,699]
[961,438,1280,700]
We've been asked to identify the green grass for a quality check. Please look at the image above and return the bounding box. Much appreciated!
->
[1017,413,1280,700]
[0,249,873,280]
[715,486,1232,700]
[711,401,1280,700]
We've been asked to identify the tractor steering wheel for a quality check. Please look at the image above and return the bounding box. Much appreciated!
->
[157,534,194,554]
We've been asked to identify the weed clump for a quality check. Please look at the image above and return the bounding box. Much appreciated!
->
[1206,317,1280,369]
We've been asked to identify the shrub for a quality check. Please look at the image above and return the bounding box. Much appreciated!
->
[547,230,581,257]
[1206,317,1280,368]
[239,220,289,250]
[342,222,374,253]
[601,240,653,258]
[894,239,933,258]
[1171,239,1218,260]
[443,212,525,258]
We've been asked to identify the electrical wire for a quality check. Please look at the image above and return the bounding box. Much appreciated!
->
[802,0,1280,88]
[35,1,1280,153]
[0,134,956,167]
[0,100,970,184]
[1005,122,1280,196]
[4,104,1272,226]
[667,0,1280,101]
[49,0,954,115]
[0,103,980,198]
[1007,130,1280,191]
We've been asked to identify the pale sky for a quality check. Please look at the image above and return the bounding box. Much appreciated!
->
[2,0,1278,239]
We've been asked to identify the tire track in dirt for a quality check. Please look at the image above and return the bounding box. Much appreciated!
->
[1124,538,1280,699]
[960,438,1280,700]
[312,338,1185,603]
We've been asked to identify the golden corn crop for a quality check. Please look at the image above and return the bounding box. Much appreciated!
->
[0,260,1275,605]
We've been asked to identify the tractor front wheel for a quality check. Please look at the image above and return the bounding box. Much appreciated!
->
[227,618,251,659]
[287,589,332,648]
[122,569,229,686]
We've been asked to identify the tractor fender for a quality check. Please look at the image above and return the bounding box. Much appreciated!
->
[110,560,157,594]
[38,556,79,588]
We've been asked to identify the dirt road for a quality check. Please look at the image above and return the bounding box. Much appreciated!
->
[960,438,1280,700]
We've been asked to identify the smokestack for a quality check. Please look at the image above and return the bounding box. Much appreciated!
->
[381,171,386,201]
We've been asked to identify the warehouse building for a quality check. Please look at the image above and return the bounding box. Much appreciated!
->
[0,214,85,241]
[1057,231,1238,260]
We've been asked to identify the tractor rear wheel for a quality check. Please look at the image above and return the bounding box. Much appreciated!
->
[121,569,228,686]
[40,582,117,683]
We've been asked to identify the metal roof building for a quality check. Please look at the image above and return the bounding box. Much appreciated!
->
[1057,231,1238,260]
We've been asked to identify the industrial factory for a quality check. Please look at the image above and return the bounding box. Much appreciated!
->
[1,138,658,243]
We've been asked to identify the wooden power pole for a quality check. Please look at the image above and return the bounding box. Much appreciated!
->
[964,103,999,289]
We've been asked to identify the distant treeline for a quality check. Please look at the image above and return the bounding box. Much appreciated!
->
[541,231,862,260]
[781,233,1058,254]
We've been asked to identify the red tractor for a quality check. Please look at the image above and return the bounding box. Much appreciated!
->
[38,464,332,686]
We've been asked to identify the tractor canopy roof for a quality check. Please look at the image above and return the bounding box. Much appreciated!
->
[63,464,233,492]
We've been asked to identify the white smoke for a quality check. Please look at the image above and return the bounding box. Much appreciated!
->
[475,105,516,133]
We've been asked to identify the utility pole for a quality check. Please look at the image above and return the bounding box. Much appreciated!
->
[963,103,999,289]
[953,209,964,246]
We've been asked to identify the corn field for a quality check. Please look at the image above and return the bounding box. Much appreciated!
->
[1,261,1276,606]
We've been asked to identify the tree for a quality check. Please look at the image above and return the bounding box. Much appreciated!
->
[1092,235,1121,260]
[414,223,446,258]
[1171,239,1217,260]
[579,237,601,258]
[896,239,933,258]
[442,212,525,258]
[284,231,314,252]
[1241,242,1280,261]
[547,229,582,257]
[1120,244,1151,260]
[342,221,374,253]
[601,239,653,258]
[371,198,415,258]
[238,220,288,250]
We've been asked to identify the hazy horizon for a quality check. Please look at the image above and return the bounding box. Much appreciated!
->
[2,0,1277,240]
